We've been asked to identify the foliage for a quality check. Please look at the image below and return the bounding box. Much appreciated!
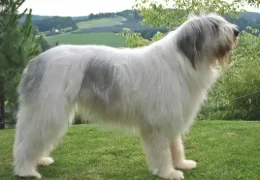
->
[74,9,141,23]
[118,28,150,47]
[40,37,51,52]
[118,28,167,47]
[122,0,260,45]
[19,14,52,23]
[0,0,42,108]
[137,27,168,40]
[31,10,141,33]
[20,9,260,36]
[32,16,77,32]
[1,121,260,179]
[134,0,244,29]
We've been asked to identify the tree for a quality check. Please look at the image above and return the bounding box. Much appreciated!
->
[32,16,77,32]
[40,37,51,52]
[0,0,42,129]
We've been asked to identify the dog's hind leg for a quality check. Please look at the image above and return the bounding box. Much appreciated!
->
[140,126,184,180]
[13,103,43,179]
[170,135,197,170]
[38,110,74,166]
[13,106,33,156]
[13,100,70,179]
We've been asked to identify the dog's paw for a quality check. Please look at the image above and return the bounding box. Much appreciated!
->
[175,160,197,170]
[16,170,41,179]
[38,157,54,166]
[152,168,184,180]
[167,169,184,180]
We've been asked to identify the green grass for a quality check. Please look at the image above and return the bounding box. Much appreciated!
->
[44,17,126,47]
[1,121,260,180]
[46,32,126,47]
[76,17,124,29]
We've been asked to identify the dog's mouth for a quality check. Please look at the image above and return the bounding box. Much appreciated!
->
[214,40,237,67]
[233,35,239,46]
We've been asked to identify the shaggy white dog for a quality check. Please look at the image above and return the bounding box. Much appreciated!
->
[13,13,239,179]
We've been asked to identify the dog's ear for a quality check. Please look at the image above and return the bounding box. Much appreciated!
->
[206,17,233,65]
[176,21,205,69]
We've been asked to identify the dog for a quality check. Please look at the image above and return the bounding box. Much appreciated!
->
[13,12,239,180]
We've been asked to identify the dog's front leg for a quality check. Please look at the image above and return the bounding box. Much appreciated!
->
[140,127,184,180]
[170,135,197,170]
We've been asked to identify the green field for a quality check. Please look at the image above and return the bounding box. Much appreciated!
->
[46,32,126,47]
[76,17,124,29]
[45,17,127,47]
[1,121,260,180]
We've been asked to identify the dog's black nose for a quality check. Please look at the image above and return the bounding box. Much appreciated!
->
[233,29,240,37]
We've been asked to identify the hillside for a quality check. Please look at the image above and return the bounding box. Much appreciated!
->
[23,10,260,33]
[46,32,126,47]
[19,9,260,46]
[76,17,124,29]
[19,14,53,22]
[1,121,260,180]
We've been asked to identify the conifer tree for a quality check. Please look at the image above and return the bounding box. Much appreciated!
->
[0,0,42,129]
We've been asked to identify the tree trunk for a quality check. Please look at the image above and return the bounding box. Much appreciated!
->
[0,77,5,129]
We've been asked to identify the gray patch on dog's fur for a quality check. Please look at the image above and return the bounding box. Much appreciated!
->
[19,56,46,102]
[79,58,120,106]
[177,16,221,69]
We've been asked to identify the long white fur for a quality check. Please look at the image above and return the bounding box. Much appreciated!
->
[13,13,238,180]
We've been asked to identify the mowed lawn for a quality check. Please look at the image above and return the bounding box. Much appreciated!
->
[46,32,126,47]
[76,17,124,29]
[1,121,260,180]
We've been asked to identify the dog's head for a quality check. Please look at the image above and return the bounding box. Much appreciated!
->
[176,12,239,69]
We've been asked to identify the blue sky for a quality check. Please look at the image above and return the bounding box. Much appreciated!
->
[19,0,260,16]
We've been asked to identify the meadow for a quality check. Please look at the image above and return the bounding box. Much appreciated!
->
[45,17,127,47]
[76,17,124,29]
[1,121,260,180]
[46,32,126,47]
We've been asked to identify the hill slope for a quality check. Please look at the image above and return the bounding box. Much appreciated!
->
[46,32,126,47]
[76,17,125,29]
[1,121,260,180]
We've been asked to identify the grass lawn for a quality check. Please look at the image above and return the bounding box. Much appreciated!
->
[46,32,126,47]
[76,17,124,29]
[1,120,260,180]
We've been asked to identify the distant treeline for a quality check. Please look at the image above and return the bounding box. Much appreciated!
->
[82,10,141,22]
[226,12,260,33]
[32,16,78,32]
[21,10,141,33]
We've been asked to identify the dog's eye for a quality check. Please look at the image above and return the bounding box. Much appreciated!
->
[233,29,240,37]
